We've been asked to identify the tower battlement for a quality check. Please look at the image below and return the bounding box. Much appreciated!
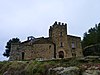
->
[49,21,67,30]
[53,21,67,25]
[49,21,67,37]
[52,21,67,27]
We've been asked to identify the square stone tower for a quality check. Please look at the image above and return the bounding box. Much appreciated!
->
[49,21,72,58]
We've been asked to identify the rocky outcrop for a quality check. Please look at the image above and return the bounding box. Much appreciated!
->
[49,64,100,75]
[49,66,80,75]
[82,65,100,75]
[83,70,100,75]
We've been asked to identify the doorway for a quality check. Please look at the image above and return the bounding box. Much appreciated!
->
[22,52,24,60]
[59,51,64,58]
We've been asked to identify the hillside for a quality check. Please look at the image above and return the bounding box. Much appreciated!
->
[0,57,100,75]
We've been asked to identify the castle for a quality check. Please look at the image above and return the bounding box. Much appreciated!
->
[9,21,83,61]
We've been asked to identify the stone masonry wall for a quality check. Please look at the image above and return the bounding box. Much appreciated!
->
[67,35,83,57]
[10,43,54,61]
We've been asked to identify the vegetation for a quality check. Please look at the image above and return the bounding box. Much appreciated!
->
[82,23,100,48]
[3,38,20,57]
[83,44,100,56]
[82,23,100,56]
[0,58,99,75]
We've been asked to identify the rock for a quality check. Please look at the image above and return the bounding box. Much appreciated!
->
[82,70,100,75]
[82,66,100,75]
[3,71,10,75]
[48,67,65,75]
[49,66,80,75]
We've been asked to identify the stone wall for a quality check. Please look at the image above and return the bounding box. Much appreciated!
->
[67,35,83,57]
[9,43,20,61]
[32,44,54,60]
[9,43,54,61]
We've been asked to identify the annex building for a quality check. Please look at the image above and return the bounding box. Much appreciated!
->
[9,21,83,61]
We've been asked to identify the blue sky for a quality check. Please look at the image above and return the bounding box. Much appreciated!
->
[0,0,100,61]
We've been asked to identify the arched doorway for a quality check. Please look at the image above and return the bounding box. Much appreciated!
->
[59,51,64,58]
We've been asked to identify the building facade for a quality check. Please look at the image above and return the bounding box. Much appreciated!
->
[9,21,83,61]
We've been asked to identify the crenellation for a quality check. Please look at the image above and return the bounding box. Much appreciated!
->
[65,23,67,26]
[50,26,52,29]
[58,22,61,25]
[54,21,57,25]
[62,23,64,25]
[52,21,67,28]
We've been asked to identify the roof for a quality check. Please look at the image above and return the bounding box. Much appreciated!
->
[21,37,53,44]
[67,35,81,39]
[33,37,53,44]
[21,40,30,44]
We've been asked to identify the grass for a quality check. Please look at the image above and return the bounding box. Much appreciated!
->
[0,58,100,75]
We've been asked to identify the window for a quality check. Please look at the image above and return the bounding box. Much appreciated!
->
[22,52,24,60]
[72,53,76,57]
[72,42,75,49]
[49,45,51,49]
[60,32,62,37]
[60,42,63,47]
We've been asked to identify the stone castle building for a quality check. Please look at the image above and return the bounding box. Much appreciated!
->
[9,21,83,61]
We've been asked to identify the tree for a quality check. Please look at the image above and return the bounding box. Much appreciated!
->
[3,38,20,57]
[97,23,100,43]
[82,23,100,56]
[82,23,100,48]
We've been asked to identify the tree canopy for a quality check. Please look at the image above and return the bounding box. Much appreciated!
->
[82,23,100,56]
[82,23,100,48]
[3,38,20,57]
